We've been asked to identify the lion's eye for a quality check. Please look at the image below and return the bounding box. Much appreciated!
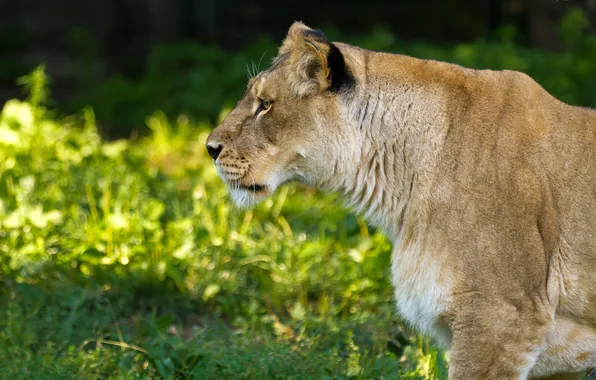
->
[256,98,273,115]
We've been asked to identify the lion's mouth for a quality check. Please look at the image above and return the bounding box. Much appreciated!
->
[238,183,267,192]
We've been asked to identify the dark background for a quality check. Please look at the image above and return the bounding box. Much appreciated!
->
[1,0,595,135]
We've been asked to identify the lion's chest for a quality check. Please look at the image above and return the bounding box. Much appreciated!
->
[391,244,452,347]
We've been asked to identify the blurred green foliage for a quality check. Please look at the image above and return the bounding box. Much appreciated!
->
[73,9,596,137]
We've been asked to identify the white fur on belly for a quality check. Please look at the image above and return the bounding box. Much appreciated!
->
[391,240,452,347]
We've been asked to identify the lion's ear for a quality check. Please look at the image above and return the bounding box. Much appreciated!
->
[279,22,334,96]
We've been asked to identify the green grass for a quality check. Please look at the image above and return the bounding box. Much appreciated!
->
[0,69,447,379]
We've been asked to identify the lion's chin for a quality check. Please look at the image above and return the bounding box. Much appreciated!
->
[229,186,272,209]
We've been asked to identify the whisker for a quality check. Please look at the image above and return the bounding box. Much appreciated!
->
[245,63,252,80]
[246,59,261,80]
[256,51,267,74]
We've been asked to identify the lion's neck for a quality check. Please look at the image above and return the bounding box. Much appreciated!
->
[325,77,448,240]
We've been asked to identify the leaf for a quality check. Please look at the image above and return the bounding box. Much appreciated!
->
[1,99,34,130]
[19,175,36,195]
[107,213,129,230]
[27,206,47,229]
[101,140,129,159]
[0,124,21,146]
[144,199,165,221]
[44,210,63,225]
[347,249,363,263]
[289,302,306,320]
[156,314,175,332]
[4,209,24,229]
[80,248,104,264]
[203,284,220,301]
[173,241,194,260]
[166,264,185,292]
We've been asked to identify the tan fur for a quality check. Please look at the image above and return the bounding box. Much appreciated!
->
[206,22,596,379]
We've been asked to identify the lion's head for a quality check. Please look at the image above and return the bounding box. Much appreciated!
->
[206,22,356,207]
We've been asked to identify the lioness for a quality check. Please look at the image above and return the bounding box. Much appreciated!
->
[206,22,596,379]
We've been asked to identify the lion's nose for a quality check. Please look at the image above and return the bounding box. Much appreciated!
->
[206,142,223,160]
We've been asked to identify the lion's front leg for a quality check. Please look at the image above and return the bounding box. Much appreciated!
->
[447,294,552,380]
